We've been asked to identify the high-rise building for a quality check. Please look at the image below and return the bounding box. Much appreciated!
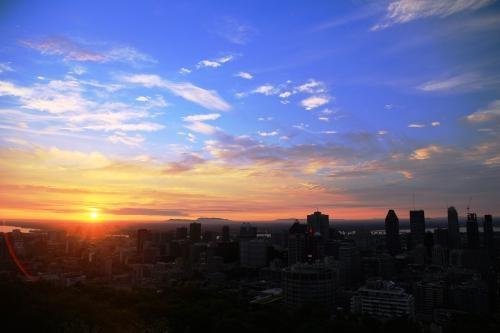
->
[466,212,480,249]
[288,221,309,265]
[415,280,445,321]
[189,222,201,243]
[410,210,425,246]
[385,210,401,255]
[222,225,230,242]
[351,280,415,319]
[137,229,152,252]
[283,263,336,308]
[448,206,460,249]
[239,239,268,268]
[307,211,330,240]
[483,214,494,256]
[239,223,257,240]
[338,240,362,288]
[175,227,188,240]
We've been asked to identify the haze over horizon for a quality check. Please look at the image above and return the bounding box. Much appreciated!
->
[1,0,499,223]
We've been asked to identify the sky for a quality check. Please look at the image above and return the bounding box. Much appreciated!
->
[0,0,499,223]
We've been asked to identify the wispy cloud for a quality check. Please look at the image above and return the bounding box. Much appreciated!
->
[372,0,495,31]
[213,17,257,45]
[235,72,253,80]
[120,74,231,111]
[196,55,234,69]
[0,63,14,73]
[21,36,157,65]
[258,130,279,137]
[417,72,489,92]
[408,123,426,128]
[182,113,221,135]
[466,100,500,124]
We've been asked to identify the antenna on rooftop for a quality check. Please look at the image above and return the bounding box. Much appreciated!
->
[412,192,415,211]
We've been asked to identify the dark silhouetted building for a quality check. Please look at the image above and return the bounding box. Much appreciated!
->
[222,225,230,242]
[307,211,329,240]
[137,229,152,252]
[448,206,460,249]
[189,222,201,243]
[385,210,401,255]
[288,221,309,265]
[175,227,188,240]
[410,210,425,246]
[239,223,257,240]
[483,214,494,256]
[283,263,336,308]
[466,212,480,249]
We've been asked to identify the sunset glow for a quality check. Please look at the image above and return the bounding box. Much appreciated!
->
[0,1,499,223]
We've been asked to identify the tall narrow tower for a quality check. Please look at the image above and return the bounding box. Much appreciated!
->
[466,212,479,249]
[447,206,460,249]
[410,210,425,246]
[385,209,401,255]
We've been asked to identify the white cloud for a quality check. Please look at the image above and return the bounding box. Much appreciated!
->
[408,123,426,128]
[253,84,278,96]
[301,95,330,110]
[318,117,329,122]
[136,96,149,102]
[321,130,337,134]
[258,130,279,137]
[235,71,253,80]
[196,55,234,69]
[372,0,494,30]
[279,91,292,98]
[120,74,231,111]
[431,121,441,126]
[214,17,257,45]
[179,67,191,75]
[295,79,326,94]
[182,113,221,135]
[183,113,221,122]
[108,132,145,146]
[378,130,388,135]
[0,63,13,73]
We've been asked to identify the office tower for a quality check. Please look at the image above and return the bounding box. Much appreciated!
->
[385,210,401,255]
[222,225,230,242]
[351,280,414,319]
[483,214,494,256]
[283,263,336,308]
[175,227,188,240]
[338,240,362,288]
[410,210,425,246]
[466,212,480,249]
[189,222,201,243]
[239,223,257,239]
[434,228,448,248]
[239,239,268,268]
[307,211,330,240]
[448,206,460,249]
[415,280,445,321]
[288,221,309,265]
[137,229,152,252]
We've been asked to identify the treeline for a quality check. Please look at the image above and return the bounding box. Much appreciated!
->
[0,278,498,333]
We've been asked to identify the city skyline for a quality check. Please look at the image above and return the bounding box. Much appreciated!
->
[1,0,500,223]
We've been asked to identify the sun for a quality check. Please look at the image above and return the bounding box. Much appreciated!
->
[88,209,100,222]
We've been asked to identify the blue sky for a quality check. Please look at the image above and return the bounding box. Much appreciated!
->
[0,0,499,221]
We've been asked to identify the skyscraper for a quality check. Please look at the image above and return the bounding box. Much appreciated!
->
[385,209,401,255]
[137,229,152,252]
[483,214,494,256]
[189,222,201,243]
[288,221,309,265]
[410,210,426,246]
[307,211,329,240]
[448,206,460,249]
[466,212,479,249]
[222,225,230,242]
